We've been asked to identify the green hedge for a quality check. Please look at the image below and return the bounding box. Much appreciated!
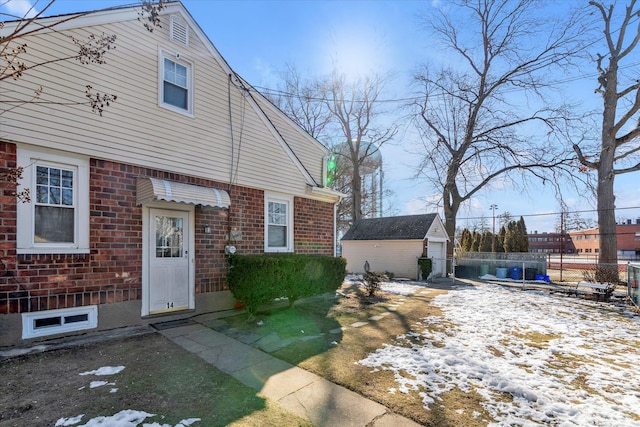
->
[418,257,432,280]
[227,254,346,314]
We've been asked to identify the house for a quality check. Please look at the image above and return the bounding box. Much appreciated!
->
[341,214,449,280]
[0,2,342,346]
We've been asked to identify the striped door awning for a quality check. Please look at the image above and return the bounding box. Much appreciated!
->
[136,177,230,208]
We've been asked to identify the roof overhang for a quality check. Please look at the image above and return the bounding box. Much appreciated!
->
[305,185,345,204]
[137,177,230,208]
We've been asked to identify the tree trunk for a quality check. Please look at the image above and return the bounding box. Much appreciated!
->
[597,60,619,266]
[443,186,460,260]
[352,162,362,222]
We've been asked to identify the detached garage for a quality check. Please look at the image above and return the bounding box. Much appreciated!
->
[341,214,449,280]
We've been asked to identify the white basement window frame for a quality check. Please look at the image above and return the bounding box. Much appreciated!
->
[22,306,98,339]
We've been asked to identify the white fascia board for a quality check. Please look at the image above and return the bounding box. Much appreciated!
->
[1,6,140,33]
[305,185,345,204]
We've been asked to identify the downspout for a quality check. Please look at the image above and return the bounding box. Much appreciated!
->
[334,202,338,257]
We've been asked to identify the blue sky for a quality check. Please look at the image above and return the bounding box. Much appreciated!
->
[3,0,640,233]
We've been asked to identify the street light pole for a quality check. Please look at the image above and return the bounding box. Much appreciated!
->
[490,204,498,235]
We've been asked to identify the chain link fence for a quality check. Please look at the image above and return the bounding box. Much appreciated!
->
[453,253,630,286]
[628,263,640,310]
[546,256,628,284]
[453,252,547,283]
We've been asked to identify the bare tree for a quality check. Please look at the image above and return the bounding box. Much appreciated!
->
[266,65,333,140]
[270,67,397,230]
[573,0,640,267]
[557,211,597,232]
[325,71,397,224]
[412,0,586,257]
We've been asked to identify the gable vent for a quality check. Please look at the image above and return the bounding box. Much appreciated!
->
[170,15,189,46]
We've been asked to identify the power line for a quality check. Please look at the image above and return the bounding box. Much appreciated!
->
[457,205,640,222]
[251,58,640,106]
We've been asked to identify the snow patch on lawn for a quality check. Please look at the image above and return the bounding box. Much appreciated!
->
[55,410,201,426]
[358,283,640,426]
[79,366,125,376]
[344,274,437,296]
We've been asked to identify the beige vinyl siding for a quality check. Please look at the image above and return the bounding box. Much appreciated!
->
[251,94,328,186]
[1,11,319,198]
[342,240,423,280]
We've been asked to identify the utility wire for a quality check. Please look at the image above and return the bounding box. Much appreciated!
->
[457,205,640,223]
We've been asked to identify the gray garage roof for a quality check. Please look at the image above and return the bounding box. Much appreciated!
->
[341,213,438,241]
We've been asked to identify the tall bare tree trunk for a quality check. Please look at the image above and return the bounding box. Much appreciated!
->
[352,161,362,222]
[574,1,640,270]
[597,74,618,265]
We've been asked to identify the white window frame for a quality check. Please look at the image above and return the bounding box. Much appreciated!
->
[158,49,194,116]
[264,193,294,253]
[22,306,97,339]
[16,146,89,254]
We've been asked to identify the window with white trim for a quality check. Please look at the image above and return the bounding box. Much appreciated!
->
[159,50,193,115]
[17,146,89,254]
[265,194,293,252]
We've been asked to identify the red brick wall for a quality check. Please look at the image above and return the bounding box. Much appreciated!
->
[0,142,18,310]
[294,197,335,254]
[0,142,336,315]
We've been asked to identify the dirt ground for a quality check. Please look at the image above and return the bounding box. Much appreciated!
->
[0,332,311,427]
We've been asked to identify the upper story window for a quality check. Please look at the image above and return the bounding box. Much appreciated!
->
[265,193,293,253]
[17,146,89,254]
[159,50,193,116]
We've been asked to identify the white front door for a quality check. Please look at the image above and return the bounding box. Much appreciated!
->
[149,208,190,314]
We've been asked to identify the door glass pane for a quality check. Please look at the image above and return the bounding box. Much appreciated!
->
[155,216,183,258]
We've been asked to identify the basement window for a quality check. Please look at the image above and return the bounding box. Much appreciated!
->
[22,306,97,339]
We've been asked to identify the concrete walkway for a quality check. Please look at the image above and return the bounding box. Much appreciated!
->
[159,323,422,427]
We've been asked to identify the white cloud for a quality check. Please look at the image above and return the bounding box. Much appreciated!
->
[404,194,441,215]
[2,0,37,18]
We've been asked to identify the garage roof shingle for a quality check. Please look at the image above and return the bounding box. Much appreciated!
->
[341,213,438,241]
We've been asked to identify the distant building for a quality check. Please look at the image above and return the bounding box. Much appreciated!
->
[528,231,575,254]
[569,219,640,260]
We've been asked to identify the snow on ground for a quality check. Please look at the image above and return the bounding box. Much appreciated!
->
[56,366,201,426]
[358,283,640,426]
[79,366,125,376]
[55,409,201,427]
[344,274,430,296]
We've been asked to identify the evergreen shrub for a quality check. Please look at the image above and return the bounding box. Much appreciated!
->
[418,257,433,279]
[227,254,346,314]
